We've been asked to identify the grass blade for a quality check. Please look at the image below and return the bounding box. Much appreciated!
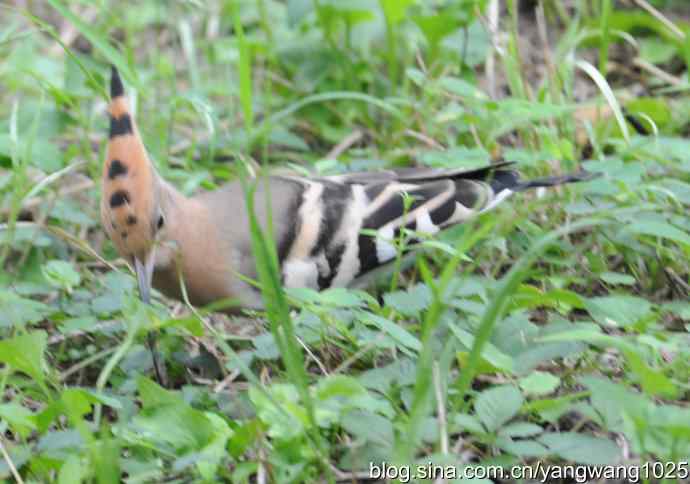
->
[239,167,330,476]
[575,59,630,144]
[233,4,253,134]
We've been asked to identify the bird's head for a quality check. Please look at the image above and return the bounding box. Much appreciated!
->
[101,66,167,303]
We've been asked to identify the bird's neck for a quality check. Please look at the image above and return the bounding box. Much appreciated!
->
[151,178,224,306]
[150,178,188,293]
[158,177,185,207]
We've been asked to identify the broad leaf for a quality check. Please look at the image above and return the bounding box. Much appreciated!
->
[539,432,620,465]
[625,221,690,247]
[519,372,560,396]
[0,292,52,328]
[474,385,523,433]
[583,295,652,327]
[357,312,421,352]
[0,331,48,383]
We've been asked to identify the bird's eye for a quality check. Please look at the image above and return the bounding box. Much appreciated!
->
[157,215,165,230]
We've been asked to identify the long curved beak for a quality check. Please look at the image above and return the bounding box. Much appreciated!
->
[133,249,156,304]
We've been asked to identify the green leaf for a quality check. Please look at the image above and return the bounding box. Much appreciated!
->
[383,284,432,316]
[0,331,48,383]
[253,333,280,360]
[539,432,620,465]
[625,221,690,247]
[474,385,523,433]
[49,199,95,226]
[511,286,584,311]
[249,384,307,440]
[137,375,181,408]
[91,438,120,484]
[583,295,652,327]
[406,68,426,86]
[269,127,309,151]
[438,77,488,100]
[42,259,81,292]
[133,376,215,450]
[600,272,636,286]
[499,438,549,457]
[61,388,94,421]
[442,19,490,67]
[413,13,462,52]
[357,312,422,352]
[519,372,560,396]
[664,179,690,204]
[196,412,233,480]
[228,419,262,458]
[452,413,485,435]
[315,375,367,401]
[58,454,87,484]
[624,348,678,398]
[640,35,681,64]
[499,422,544,438]
[0,291,52,328]
[341,409,393,446]
[0,135,63,172]
[317,287,368,308]
[316,1,375,28]
[379,0,415,25]
[514,340,586,375]
[287,0,312,27]
[314,375,393,426]
[62,388,122,416]
[358,358,416,391]
[451,325,514,373]
[0,402,37,439]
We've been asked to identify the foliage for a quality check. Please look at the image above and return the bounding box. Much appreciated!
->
[1,0,690,482]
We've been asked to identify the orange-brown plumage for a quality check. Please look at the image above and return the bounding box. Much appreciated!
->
[101,74,157,259]
[101,67,172,305]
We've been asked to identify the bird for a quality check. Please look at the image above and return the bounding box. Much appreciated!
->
[101,66,597,313]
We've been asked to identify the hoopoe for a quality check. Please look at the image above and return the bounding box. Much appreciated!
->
[101,67,596,311]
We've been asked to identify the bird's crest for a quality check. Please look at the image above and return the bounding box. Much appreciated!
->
[101,66,162,260]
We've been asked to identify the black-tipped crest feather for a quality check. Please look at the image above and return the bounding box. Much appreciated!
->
[110,65,124,98]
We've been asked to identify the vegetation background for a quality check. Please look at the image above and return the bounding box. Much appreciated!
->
[1,0,690,482]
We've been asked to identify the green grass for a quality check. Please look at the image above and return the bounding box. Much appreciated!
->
[1,0,690,482]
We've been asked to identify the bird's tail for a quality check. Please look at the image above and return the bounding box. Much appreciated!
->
[482,166,600,194]
[512,169,600,192]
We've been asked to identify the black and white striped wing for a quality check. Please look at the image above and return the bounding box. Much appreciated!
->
[275,164,528,291]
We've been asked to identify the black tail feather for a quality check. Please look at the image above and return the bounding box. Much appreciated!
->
[482,167,600,193]
[513,170,600,192]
